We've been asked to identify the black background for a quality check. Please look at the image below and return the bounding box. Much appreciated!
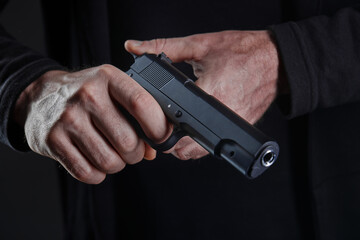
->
[0,0,63,239]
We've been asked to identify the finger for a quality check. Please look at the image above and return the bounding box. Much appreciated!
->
[68,116,129,173]
[168,136,208,160]
[89,97,146,165]
[144,143,157,160]
[163,136,192,154]
[125,36,201,63]
[172,142,208,160]
[59,101,129,172]
[107,68,172,143]
[47,127,106,184]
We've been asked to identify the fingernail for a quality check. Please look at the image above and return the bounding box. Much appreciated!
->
[129,40,143,47]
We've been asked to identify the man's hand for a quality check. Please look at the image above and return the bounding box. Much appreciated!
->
[125,30,280,160]
[13,65,171,184]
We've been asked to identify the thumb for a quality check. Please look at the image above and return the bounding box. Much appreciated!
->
[125,36,198,63]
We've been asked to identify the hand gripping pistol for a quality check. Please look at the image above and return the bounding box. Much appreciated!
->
[126,53,279,179]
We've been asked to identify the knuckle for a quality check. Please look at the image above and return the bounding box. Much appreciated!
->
[146,128,166,144]
[126,154,143,165]
[129,91,153,115]
[71,163,94,182]
[189,34,203,46]
[115,137,144,165]
[72,83,107,114]
[147,119,171,143]
[173,142,207,160]
[63,154,106,184]
[189,35,208,59]
[118,133,139,154]
[95,64,116,78]
[152,38,167,53]
[123,147,145,165]
[77,84,99,106]
[174,148,191,161]
[99,155,125,173]
[60,107,82,130]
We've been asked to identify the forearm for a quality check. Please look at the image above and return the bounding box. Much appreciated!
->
[0,25,63,150]
[270,5,360,118]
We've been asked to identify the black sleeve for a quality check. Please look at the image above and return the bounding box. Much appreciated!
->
[270,6,360,118]
[0,21,64,151]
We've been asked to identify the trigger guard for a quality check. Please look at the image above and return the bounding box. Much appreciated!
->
[146,128,186,151]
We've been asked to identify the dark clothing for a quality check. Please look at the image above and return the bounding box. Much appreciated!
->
[1,0,360,239]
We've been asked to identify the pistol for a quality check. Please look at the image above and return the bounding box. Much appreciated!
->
[126,53,279,179]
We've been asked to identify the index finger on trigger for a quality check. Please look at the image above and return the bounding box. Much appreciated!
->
[108,68,172,144]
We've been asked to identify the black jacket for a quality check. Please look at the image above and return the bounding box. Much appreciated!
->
[1,0,360,239]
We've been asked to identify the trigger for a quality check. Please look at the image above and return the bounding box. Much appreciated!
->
[147,127,186,151]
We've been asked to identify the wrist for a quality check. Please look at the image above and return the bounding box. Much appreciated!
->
[256,30,280,101]
[12,70,67,127]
